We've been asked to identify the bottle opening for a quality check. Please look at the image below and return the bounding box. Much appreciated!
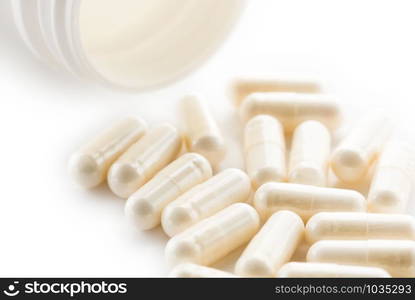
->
[78,0,244,90]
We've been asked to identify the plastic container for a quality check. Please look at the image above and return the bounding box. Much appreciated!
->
[11,0,245,90]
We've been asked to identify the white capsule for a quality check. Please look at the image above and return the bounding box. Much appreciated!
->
[169,263,237,278]
[125,153,212,230]
[244,115,286,189]
[108,123,182,198]
[254,182,366,221]
[240,93,340,133]
[230,76,322,106]
[289,121,331,186]
[306,212,415,243]
[165,203,260,267]
[68,117,147,188]
[277,262,391,278]
[307,240,415,277]
[235,211,304,277]
[180,95,226,167]
[161,168,251,237]
[331,110,393,183]
[368,142,413,213]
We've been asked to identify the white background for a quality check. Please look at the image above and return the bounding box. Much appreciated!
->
[1,0,415,277]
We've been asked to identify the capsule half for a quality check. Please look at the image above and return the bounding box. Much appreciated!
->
[307,240,415,277]
[240,92,340,133]
[368,141,413,213]
[125,153,212,230]
[244,115,286,189]
[277,262,391,278]
[230,76,322,106]
[254,182,366,221]
[108,123,182,198]
[180,94,226,167]
[69,117,147,188]
[331,110,393,183]
[235,210,304,277]
[165,203,260,267]
[289,120,331,186]
[306,212,415,243]
[169,263,237,278]
[161,168,251,237]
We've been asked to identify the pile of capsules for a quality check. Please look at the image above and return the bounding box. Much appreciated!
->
[69,77,415,278]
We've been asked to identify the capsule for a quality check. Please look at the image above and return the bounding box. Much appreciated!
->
[230,76,322,106]
[180,95,226,167]
[368,142,413,213]
[277,262,391,278]
[331,110,393,183]
[169,263,237,278]
[161,168,251,237]
[306,212,415,243]
[108,123,182,198]
[254,182,366,221]
[307,240,415,277]
[68,117,147,188]
[244,115,286,189]
[240,93,340,133]
[125,153,212,230]
[165,203,260,267]
[235,211,304,277]
[289,121,331,186]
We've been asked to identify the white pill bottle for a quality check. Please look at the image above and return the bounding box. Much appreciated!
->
[11,0,245,90]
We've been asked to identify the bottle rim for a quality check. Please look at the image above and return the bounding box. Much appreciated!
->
[11,0,246,91]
